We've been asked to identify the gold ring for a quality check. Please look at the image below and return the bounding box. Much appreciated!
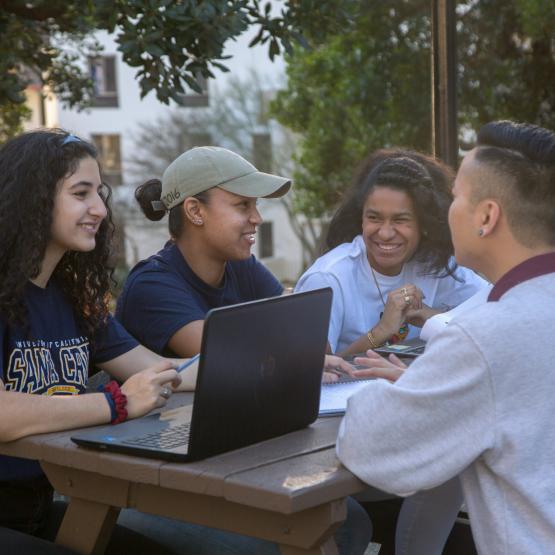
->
[404,295,411,304]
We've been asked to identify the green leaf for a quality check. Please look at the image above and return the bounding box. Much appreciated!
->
[269,38,280,59]
[145,43,164,57]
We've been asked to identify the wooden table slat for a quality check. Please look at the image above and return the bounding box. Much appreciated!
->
[159,417,341,495]
[223,447,367,513]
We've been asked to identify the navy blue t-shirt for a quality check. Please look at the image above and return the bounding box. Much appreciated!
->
[0,280,138,481]
[116,243,283,356]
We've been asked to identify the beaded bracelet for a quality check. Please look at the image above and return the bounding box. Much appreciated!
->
[100,380,128,425]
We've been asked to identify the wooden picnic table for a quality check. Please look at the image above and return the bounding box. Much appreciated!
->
[0,393,369,555]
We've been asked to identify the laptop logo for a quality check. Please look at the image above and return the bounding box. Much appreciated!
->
[260,355,276,379]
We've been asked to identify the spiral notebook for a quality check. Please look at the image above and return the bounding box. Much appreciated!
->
[319,377,375,416]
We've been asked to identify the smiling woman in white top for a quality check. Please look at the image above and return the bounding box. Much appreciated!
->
[296,149,488,554]
[296,148,487,355]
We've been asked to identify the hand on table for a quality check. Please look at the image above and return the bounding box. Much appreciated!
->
[121,361,181,419]
[322,354,356,383]
[351,349,407,383]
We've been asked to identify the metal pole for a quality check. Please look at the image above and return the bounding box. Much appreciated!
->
[431,0,458,167]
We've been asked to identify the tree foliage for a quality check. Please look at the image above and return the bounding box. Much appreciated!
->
[0,0,357,137]
[272,1,433,217]
[272,0,555,218]
[457,0,555,131]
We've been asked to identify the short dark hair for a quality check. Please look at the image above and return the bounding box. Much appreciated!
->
[0,129,114,336]
[326,148,456,276]
[475,120,555,247]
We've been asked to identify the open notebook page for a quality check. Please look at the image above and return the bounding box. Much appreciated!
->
[319,378,375,416]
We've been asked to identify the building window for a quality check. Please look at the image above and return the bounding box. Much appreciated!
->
[89,56,118,108]
[252,133,272,173]
[188,132,212,148]
[176,74,209,108]
[257,90,275,125]
[259,222,274,259]
[92,134,122,186]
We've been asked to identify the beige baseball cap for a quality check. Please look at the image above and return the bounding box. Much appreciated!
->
[151,146,291,211]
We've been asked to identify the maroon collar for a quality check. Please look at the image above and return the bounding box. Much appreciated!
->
[488,251,555,302]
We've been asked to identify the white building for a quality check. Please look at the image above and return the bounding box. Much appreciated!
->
[24,29,307,284]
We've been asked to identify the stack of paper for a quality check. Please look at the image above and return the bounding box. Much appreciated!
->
[319,379,374,416]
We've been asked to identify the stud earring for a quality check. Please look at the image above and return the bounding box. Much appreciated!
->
[478,228,484,237]
[193,218,203,225]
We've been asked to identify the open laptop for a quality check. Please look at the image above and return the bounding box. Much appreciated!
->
[72,288,332,462]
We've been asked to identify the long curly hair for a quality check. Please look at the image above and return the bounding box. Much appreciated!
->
[326,148,456,276]
[0,129,115,337]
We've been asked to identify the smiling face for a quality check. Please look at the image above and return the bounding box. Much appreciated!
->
[197,187,263,262]
[49,156,107,257]
[361,186,421,275]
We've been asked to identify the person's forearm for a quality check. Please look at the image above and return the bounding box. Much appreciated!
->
[421,307,443,320]
[0,390,110,443]
[97,345,164,382]
[340,323,392,357]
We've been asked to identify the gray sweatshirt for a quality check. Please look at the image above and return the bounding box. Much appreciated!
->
[337,270,555,555]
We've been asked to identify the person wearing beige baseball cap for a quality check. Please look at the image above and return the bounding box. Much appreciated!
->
[115,147,374,554]
[116,146,292,358]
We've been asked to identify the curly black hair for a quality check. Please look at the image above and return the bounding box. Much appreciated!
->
[0,129,115,338]
[326,148,456,276]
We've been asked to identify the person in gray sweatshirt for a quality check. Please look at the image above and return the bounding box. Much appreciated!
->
[337,120,555,555]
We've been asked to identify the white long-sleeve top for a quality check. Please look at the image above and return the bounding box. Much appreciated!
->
[337,268,555,555]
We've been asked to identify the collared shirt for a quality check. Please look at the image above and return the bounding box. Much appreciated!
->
[489,251,555,301]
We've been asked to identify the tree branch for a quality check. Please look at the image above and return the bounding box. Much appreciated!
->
[0,1,69,21]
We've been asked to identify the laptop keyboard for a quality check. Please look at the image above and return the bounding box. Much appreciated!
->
[122,423,191,450]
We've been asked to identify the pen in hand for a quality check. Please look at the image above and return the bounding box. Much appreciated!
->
[175,353,200,373]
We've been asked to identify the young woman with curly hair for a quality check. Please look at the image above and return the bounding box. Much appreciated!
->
[296,148,488,356]
[0,129,189,551]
